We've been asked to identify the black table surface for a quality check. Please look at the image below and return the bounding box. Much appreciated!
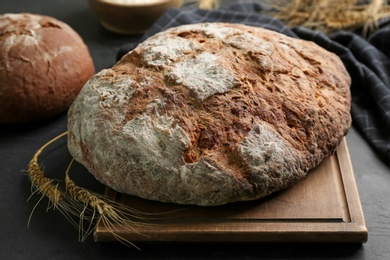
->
[1,0,390,259]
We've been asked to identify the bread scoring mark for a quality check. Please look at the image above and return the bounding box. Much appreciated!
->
[140,35,196,66]
[167,52,237,100]
[238,122,303,193]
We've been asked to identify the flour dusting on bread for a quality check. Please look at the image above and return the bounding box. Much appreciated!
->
[168,52,237,100]
[140,36,197,66]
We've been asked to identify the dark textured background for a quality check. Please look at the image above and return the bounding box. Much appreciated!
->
[1,0,390,259]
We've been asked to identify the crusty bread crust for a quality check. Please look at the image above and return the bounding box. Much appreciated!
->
[68,23,351,206]
[0,13,95,123]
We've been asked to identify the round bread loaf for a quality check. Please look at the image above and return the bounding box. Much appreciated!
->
[0,13,95,124]
[68,23,351,206]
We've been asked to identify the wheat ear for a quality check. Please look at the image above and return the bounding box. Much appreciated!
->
[26,132,156,249]
[26,132,80,228]
[64,159,153,247]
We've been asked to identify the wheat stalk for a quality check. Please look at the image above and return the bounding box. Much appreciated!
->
[26,132,156,248]
[200,0,390,35]
[266,0,390,35]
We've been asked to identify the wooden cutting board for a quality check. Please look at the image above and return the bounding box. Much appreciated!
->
[94,138,368,243]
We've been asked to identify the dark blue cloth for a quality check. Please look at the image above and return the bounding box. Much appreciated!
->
[118,2,390,164]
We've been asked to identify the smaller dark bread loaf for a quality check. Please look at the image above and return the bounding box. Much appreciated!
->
[0,13,95,124]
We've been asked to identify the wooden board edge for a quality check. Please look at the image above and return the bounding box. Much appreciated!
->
[335,138,368,242]
[94,222,368,243]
